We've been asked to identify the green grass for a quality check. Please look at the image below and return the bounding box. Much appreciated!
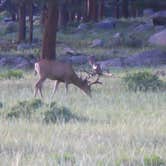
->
[0,15,166,165]
[0,67,166,165]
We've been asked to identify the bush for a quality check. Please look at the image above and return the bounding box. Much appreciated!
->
[123,71,164,91]
[43,102,76,124]
[144,154,165,166]
[0,70,23,79]
[6,99,43,119]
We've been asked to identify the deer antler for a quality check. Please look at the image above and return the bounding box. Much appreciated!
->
[88,75,102,86]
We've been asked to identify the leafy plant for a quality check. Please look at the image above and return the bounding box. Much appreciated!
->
[6,99,43,119]
[123,71,164,91]
[43,102,77,124]
[144,154,165,166]
[0,70,23,79]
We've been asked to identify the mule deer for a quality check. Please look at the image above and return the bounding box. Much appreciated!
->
[34,59,101,97]
[88,56,113,77]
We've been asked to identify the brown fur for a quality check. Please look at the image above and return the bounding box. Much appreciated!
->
[34,59,91,97]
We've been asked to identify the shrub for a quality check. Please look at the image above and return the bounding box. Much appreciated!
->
[144,154,165,166]
[43,102,76,124]
[6,99,43,119]
[123,71,164,91]
[0,70,23,79]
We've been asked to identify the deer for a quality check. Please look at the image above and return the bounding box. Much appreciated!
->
[88,56,113,77]
[34,59,102,98]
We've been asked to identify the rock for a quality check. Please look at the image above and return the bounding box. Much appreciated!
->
[77,23,89,31]
[63,47,76,55]
[152,10,166,26]
[143,8,154,17]
[153,16,166,26]
[90,39,104,48]
[148,29,166,46]
[58,54,88,65]
[70,55,88,64]
[125,35,143,48]
[154,25,165,32]
[0,54,37,69]
[95,18,116,30]
[97,49,166,67]
[98,57,125,68]
[133,23,153,32]
[124,49,166,67]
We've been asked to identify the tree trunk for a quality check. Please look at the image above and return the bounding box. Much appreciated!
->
[122,0,129,18]
[41,1,58,60]
[18,2,26,43]
[98,0,104,20]
[58,3,69,28]
[116,0,120,18]
[28,2,33,43]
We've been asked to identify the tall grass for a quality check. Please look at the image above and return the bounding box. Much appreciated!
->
[0,68,166,165]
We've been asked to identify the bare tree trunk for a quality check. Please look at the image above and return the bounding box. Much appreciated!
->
[41,1,58,60]
[98,0,104,20]
[116,0,120,18]
[28,1,33,43]
[18,2,26,43]
[122,0,129,18]
[58,3,69,28]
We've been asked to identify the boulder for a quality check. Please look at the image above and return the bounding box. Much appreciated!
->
[58,54,88,65]
[133,23,153,32]
[0,54,37,69]
[90,39,104,48]
[143,8,154,17]
[98,49,166,68]
[152,10,166,26]
[148,29,166,46]
[95,18,116,30]
[124,49,166,67]
[77,23,89,31]
[63,47,76,55]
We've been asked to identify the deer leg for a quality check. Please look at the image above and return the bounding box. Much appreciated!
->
[52,80,60,97]
[34,78,46,97]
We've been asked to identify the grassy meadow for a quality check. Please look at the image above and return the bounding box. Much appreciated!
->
[0,14,166,165]
[0,67,166,166]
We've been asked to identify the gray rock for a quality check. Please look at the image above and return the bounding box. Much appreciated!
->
[152,10,166,26]
[124,49,166,67]
[149,29,166,46]
[154,25,165,32]
[90,39,104,48]
[0,54,37,69]
[77,23,89,31]
[98,49,166,67]
[58,54,88,65]
[133,23,153,32]
[143,8,154,17]
[63,47,76,55]
[95,18,116,30]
